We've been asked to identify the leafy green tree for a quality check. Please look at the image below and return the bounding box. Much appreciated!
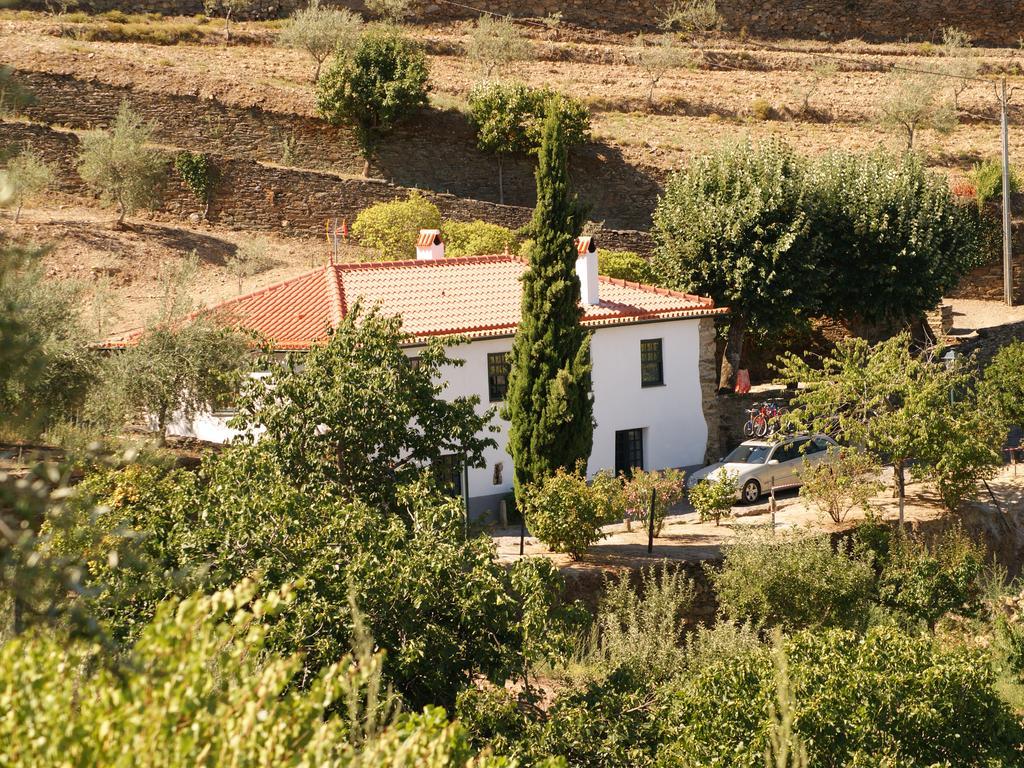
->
[0,260,94,436]
[465,14,533,80]
[981,340,1024,428]
[709,529,875,632]
[652,139,816,390]
[468,81,590,203]
[778,335,1001,522]
[56,445,577,709]
[278,0,363,83]
[234,302,495,509]
[365,0,413,24]
[877,526,984,631]
[520,466,622,559]
[503,110,593,492]
[88,319,250,444]
[351,190,441,259]
[1,147,53,224]
[597,250,655,283]
[77,101,167,228]
[441,219,518,257]
[316,28,429,177]
[809,151,984,331]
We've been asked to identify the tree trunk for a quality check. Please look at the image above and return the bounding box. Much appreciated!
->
[156,408,168,447]
[907,313,936,349]
[313,59,322,84]
[718,316,747,392]
[895,460,906,528]
[362,156,371,178]
[14,203,22,224]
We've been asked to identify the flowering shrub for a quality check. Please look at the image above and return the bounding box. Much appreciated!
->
[621,468,686,535]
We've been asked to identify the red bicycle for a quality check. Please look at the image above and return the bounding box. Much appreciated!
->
[742,399,789,438]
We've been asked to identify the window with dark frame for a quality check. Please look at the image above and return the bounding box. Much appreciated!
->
[487,352,511,402]
[615,428,645,478]
[640,338,664,387]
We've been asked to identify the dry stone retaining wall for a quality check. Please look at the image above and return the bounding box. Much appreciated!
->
[12,0,1024,44]
[13,68,663,230]
[0,119,649,251]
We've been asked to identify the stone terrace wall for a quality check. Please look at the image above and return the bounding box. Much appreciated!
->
[948,220,1024,303]
[0,120,649,251]
[12,0,1024,44]
[14,69,663,230]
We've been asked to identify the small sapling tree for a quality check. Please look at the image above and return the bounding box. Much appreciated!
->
[279,0,363,83]
[465,14,533,80]
[688,471,737,526]
[520,466,622,559]
[633,33,691,107]
[799,448,882,524]
[1,148,53,224]
[940,27,979,113]
[203,0,257,43]
[77,102,167,228]
[880,70,956,151]
[316,28,429,177]
[622,467,686,535]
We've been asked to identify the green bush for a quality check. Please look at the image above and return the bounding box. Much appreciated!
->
[521,467,622,559]
[971,158,1021,209]
[594,563,694,679]
[0,581,500,766]
[352,191,441,260]
[688,471,737,526]
[440,219,518,258]
[54,444,576,710]
[709,529,875,631]
[597,250,655,283]
[877,527,984,630]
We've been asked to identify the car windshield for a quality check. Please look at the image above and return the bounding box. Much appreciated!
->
[723,444,773,465]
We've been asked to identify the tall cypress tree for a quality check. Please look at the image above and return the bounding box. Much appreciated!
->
[503,107,594,492]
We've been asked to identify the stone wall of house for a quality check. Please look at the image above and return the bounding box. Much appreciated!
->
[13,68,664,229]
[0,120,648,250]
[12,0,1024,44]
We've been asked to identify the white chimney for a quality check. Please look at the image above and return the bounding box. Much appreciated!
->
[416,229,444,260]
[575,235,599,306]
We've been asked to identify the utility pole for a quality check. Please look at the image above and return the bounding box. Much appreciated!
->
[1000,77,1014,307]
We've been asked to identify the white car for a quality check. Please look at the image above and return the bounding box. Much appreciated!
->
[687,433,839,504]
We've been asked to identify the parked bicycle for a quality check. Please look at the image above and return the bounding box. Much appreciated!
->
[742,399,790,438]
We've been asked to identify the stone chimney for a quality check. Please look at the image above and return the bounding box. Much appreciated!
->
[416,229,444,260]
[575,235,599,306]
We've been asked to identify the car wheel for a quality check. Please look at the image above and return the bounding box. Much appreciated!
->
[742,479,761,504]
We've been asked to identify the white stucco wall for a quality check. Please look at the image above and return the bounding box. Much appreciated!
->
[426,316,709,515]
[167,317,710,518]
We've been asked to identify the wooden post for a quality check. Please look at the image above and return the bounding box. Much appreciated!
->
[647,487,657,555]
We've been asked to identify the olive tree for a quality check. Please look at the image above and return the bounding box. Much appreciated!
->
[226,236,274,294]
[77,102,167,228]
[633,33,692,106]
[316,28,429,176]
[0,147,53,224]
[880,70,956,152]
[203,0,257,42]
[652,139,817,390]
[940,27,979,113]
[465,14,533,80]
[278,0,363,83]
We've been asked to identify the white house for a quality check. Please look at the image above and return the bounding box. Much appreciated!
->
[108,232,726,519]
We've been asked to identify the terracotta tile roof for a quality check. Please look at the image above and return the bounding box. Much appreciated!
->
[102,255,727,350]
